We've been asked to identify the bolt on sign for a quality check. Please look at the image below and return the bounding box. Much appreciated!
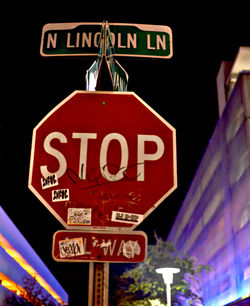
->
[28,91,177,230]
[40,22,173,58]
[52,230,147,263]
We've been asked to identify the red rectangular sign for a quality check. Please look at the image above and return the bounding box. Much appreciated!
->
[52,230,147,263]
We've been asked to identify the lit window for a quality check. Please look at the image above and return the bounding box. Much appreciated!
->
[0,234,65,305]
[0,272,23,297]
[240,206,250,229]
[183,218,203,254]
[226,105,244,143]
[228,125,248,185]
[181,188,202,235]
[201,152,221,192]
[203,190,223,225]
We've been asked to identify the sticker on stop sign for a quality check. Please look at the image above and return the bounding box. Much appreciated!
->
[28,91,177,230]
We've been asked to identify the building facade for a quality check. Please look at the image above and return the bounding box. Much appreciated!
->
[0,206,68,305]
[168,67,250,304]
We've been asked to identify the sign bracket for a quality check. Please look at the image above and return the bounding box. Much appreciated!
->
[86,21,128,91]
[87,21,130,306]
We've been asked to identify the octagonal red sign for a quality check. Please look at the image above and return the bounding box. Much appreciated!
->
[28,91,177,230]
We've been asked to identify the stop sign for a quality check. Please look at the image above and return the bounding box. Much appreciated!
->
[28,91,177,230]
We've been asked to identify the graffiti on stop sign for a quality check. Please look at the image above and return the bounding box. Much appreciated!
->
[29,91,177,230]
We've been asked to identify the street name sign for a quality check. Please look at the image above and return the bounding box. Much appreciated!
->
[28,91,177,230]
[52,230,147,263]
[40,22,173,58]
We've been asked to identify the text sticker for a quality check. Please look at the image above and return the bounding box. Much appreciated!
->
[67,208,92,225]
[52,189,69,202]
[41,174,58,189]
[111,211,143,224]
[59,238,85,258]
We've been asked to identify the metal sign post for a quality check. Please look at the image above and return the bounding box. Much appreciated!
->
[88,262,109,306]
[87,22,126,305]
[86,23,129,305]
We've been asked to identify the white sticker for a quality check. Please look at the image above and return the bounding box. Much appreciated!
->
[67,208,92,225]
[59,238,85,258]
[41,174,58,189]
[122,240,141,258]
[111,211,143,224]
[52,189,70,202]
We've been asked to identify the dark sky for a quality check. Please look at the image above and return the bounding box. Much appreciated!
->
[1,1,250,304]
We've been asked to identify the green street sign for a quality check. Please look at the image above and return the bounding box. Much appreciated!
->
[40,22,173,59]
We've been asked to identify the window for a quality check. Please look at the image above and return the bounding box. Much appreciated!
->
[228,125,248,186]
[226,105,244,143]
[203,190,223,225]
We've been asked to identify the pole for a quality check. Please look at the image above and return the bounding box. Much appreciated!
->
[166,283,171,306]
[88,263,109,306]
[88,263,94,306]
[86,21,128,306]
[155,268,180,306]
[87,22,111,306]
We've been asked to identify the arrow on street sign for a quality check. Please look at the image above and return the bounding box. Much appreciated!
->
[52,230,147,263]
[41,22,173,58]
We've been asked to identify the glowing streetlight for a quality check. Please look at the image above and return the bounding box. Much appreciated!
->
[155,267,180,306]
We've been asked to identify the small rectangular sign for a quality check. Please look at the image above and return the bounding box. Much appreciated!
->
[41,22,172,58]
[52,230,147,263]
[111,211,143,224]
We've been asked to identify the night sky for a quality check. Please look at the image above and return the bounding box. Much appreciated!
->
[1,1,250,304]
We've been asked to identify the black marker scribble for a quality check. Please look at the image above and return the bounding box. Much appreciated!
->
[67,163,143,190]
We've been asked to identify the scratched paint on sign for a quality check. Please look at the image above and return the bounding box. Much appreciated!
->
[122,240,141,258]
